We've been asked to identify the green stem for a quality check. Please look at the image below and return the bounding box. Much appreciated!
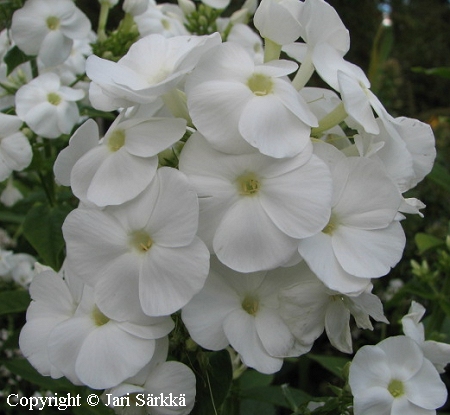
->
[264,38,282,63]
[292,54,315,90]
[311,102,348,137]
[30,58,39,79]
[97,1,111,42]
[119,13,135,34]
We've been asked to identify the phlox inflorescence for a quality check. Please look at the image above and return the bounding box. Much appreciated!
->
[2,0,445,413]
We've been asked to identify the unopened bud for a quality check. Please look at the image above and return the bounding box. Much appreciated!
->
[178,0,196,15]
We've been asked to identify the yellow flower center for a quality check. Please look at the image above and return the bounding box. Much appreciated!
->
[247,73,273,96]
[46,16,60,31]
[388,379,405,398]
[91,305,110,326]
[236,173,261,196]
[242,295,259,315]
[108,129,126,152]
[129,230,153,253]
[47,92,61,106]
[322,214,337,235]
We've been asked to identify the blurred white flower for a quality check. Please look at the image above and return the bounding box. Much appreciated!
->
[0,113,32,181]
[0,178,23,207]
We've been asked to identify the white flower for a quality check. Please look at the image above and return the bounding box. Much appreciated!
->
[182,257,308,374]
[0,178,23,207]
[282,0,350,88]
[354,117,436,194]
[279,261,388,353]
[8,253,36,288]
[135,2,188,38]
[0,113,32,181]
[56,112,186,207]
[123,0,149,16]
[62,167,210,318]
[253,0,302,45]
[186,42,318,158]
[349,336,447,415]
[227,23,264,65]
[179,132,332,272]
[15,72,84,138]
[11,0,91,67]
[201,0,230,10]
[105,337,196,415]
[402,301,450,374]
[86,33,220,111]
[298,143,405,294]
[20,265,174,390]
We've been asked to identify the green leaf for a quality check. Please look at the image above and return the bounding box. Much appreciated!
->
[237,370,274,390]
[22,203,73,270]
[439,299,450,319]
[307,354,351,380]
[191,350,233,415]
[427,163,450,193]
[415,233,445,254]
[4,358,77,392]
[4,45,34,76]
[412,66,450,79]
[0,289,30,315]
[240,399,276,415]
[242,385,311,409]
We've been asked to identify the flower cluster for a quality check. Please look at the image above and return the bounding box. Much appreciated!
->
[1,0,446,413]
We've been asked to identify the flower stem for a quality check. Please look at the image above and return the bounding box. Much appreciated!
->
[292,54,315,90]
[264,38,281,62]
[97,1,111,42]
[311,102,347,137]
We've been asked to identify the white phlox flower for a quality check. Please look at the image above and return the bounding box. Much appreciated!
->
[227,23,264,65]
[402,301,450,374]
[20,265,174,390]
[298,142,405,294]
[62,167,210,318]
[349,336,448,415]
[135,2,189,38]
[15,72,84,139]
[0,113,32,181]
[186,42,318,158]
[312,47,390,135]
[182,256,309,374]
[123,0,149,16]
[105,337,196,415]
[282,0,350,89]
[8,253,36,288]
[354,117,436,194]
[179,132,332,272]
[0,177,23,207]
[86,32,220,111]
[56,111,187,207]
[253,0,303,46]
[11,0,91,67]
[279,261,388,354]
